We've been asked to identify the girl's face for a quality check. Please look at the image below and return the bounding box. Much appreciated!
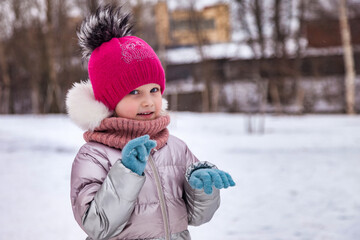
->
[115,83,162,120]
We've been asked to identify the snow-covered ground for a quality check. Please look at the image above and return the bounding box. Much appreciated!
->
[0,113,359,240]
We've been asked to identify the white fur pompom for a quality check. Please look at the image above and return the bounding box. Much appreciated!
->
[162,98,168,111]
[66,80,113,131]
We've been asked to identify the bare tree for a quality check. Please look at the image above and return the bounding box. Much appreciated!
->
[234,0,309,132]
[306,0,357,114]
[236,0,308,112]
[0,42,11,114]
[293,0,308,113]
[43,0,62,113]
[236,0,269,133]
[1,0,34,114]
[186,0,221,113]
[339,0,356,114]
[0,0,12,114]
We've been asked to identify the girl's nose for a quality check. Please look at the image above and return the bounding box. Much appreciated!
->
[141,95,154,107]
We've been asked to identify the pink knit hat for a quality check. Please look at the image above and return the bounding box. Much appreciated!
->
[88,36,165,110]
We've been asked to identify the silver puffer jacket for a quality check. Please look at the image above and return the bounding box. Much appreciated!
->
[70,135,220,240]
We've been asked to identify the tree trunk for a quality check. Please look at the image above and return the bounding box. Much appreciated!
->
[339,0,356,114]
[202,80,210,112]
[31,86,41,114]
[211,83,220,112]
[0,41,11,114]
[188,0,212,112]
[170,93,178,111]
[44,0,61,113]
[254,0,265,56]
[270,80,282,114]
[293,0,307,114]
[258,79,268,133]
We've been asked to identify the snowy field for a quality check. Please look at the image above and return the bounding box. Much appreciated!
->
[0,113,360,240]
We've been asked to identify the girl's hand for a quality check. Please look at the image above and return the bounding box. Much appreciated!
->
[189,169,235,194]
[121,135,157,175]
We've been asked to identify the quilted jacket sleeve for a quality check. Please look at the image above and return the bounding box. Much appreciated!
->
[182,146,221,226]
[70,143,145,240]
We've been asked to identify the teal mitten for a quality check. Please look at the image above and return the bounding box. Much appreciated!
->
[189,168,235,194]
[121,135,157,175]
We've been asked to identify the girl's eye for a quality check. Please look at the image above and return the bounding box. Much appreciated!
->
[129,90,139,95]
[150,87,159,93]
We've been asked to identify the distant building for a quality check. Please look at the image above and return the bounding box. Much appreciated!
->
[154,1,231,47]
[163,16,360,114]
[306,18,360,48]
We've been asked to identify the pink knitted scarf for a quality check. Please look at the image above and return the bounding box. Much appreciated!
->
[84,115,170,150]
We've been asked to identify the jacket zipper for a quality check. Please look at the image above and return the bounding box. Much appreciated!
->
[148,155,171,240]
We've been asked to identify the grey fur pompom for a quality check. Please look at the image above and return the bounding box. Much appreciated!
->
[77,4,133,59]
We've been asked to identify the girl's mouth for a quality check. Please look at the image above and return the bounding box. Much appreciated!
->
[137,112,154,118]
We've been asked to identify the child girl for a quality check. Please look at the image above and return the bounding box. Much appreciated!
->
[66,5,235,240]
